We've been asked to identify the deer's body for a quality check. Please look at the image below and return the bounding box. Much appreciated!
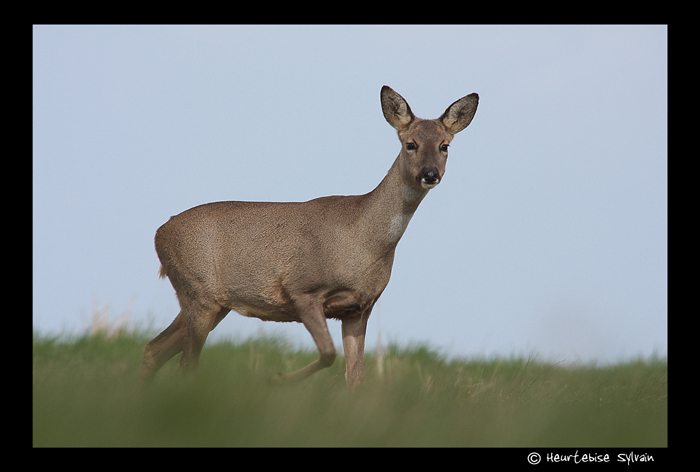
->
[156,192,397,323]
[140,86,478,389]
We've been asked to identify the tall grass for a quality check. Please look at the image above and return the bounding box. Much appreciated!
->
[33,331,667,447]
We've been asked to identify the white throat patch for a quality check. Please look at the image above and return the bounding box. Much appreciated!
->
[389,213,414,242]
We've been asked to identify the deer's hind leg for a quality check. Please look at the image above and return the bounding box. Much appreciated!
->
[179,302,229,375]
[139,302,229,383]
[139,311,187,384]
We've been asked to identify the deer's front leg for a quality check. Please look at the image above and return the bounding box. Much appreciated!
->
[271,295,337,384]
[341,306,372,391]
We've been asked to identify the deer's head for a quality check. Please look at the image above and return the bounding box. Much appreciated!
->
[381,86,479,191]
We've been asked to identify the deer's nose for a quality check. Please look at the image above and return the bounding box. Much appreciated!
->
[419,167,441,189]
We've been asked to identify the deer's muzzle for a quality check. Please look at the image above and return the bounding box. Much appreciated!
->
[419,167,441,189]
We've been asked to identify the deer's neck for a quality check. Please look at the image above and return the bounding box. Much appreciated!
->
[363,154,429,250]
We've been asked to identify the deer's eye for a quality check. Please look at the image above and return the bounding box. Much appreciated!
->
[406,142,417,150]
[440,143,449,152]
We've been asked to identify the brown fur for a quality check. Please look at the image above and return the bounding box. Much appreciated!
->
[139,86,478,390]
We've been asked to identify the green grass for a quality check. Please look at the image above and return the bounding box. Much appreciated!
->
[33,331,667,447]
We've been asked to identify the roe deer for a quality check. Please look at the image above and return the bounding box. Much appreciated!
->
[139,86,478,389]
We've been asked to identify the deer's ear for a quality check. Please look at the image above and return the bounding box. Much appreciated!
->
[440,93,479,135]
[381,86,415,131]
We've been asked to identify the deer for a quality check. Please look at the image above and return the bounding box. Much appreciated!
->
[139,86,478,390]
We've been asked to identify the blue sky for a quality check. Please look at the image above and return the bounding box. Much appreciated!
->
[33,25,667,363]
